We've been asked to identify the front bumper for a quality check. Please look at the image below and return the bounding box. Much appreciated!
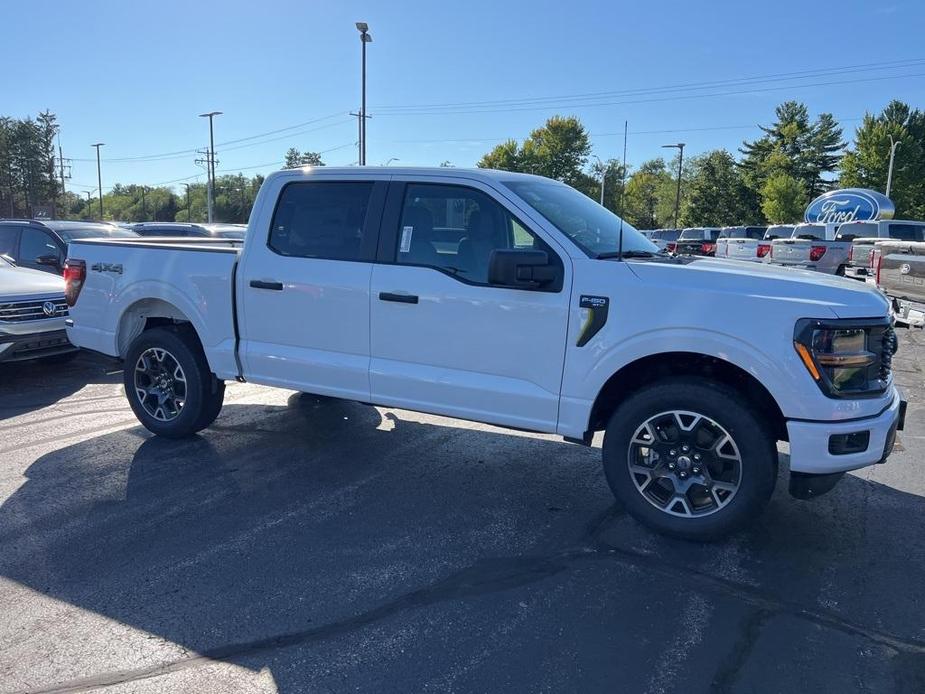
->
[0,329,76,363]
[786,389,905,475]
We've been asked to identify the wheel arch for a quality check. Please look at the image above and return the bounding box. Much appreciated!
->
[587,351,788,442]
[117,298,202,358]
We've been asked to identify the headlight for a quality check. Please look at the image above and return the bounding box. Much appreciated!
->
[793,318,896,398]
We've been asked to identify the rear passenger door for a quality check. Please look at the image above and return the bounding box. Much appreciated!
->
[368,179,571,432]
[237,177,387,400]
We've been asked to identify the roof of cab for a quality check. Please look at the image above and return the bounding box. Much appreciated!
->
[268,166,556,184]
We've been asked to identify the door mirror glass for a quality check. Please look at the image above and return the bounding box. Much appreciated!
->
[488,249,557,288]
[36,253,61,267]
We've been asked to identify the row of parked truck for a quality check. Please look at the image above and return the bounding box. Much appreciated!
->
[641,220,925,327]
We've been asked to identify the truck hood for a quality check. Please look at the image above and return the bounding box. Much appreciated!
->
[628,257,889,319]
[0,263,66,300]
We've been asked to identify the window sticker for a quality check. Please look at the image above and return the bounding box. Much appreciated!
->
[399,225,414,253]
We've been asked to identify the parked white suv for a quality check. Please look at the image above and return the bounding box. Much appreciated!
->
[0,256,76,363]
[63,167,905,540]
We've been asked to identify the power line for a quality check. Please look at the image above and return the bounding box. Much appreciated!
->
[376,58,925,113]
[376,70,925,116]
[67,112,351,163]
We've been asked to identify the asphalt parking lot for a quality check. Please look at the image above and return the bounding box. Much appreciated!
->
[0,331,922,694]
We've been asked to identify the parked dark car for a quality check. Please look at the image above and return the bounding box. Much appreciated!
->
[131,222,246,240]
[0,219,138,275]
[674,227,722,256]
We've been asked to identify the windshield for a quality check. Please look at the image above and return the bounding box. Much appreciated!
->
[678,229,703,240]
[764,226,793,240]
[792,224,824,240]
[57,227,137,241]
[502,179,655,256]
[652,229,680,241]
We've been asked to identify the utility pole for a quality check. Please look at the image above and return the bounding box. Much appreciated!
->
[183,183,192,221]
[140,186,147,220]
[7,160,14,217]
[84,191,92,218]
[91,143,104,218]
[199,111,222,222]
[886,135,901,199]
[662,142,685,228]
[592,155,605,206]
[57,136,68,218]
[355,22,372,165]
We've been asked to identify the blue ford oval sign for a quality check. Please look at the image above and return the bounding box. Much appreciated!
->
[804,188,895,224]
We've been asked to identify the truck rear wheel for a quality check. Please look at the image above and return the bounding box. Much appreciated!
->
[123,326,225,439]
[602,378,777,541]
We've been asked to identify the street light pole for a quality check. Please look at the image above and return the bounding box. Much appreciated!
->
[356,22,372,165]
[592,155,605,206]
[662,143,685,228]
[84,191,92,218]
[91,143,104,218]
[886,135,901,199]
[183,183,192,221]
[199,111,222,222]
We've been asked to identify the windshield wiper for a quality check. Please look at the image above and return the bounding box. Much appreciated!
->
[595,250,659,259]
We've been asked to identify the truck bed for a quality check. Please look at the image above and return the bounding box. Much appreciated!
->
[65,237,241,378]
[877,241,925,326]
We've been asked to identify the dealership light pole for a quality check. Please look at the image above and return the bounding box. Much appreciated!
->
[662,143,685,228]
[885,135,901,199]
[91,143,104,218]
[199,111,222,222]
[592,155,606,206]
[356,22,372,165]
[182,183,192,221]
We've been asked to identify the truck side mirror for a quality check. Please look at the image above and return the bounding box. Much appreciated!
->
[488,249,557,288]
[36,253,61,268]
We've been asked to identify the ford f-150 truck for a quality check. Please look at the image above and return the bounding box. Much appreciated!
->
[839,220,925,281]
[871,240,925,327]
[63,167,905,540]
[769,223,852,275]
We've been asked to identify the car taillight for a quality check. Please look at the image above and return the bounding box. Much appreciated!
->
[667,242,677,253]
[757,244,771,258]
[809,245,826,262]
[701,242,716,255]
[63,258,86,307]
[848,245,854,261]
[874,252,883,286]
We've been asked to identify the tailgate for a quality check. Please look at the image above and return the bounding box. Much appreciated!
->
[726,239,758,259]
[771,239,812,262]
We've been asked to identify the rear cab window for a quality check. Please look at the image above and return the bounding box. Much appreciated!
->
[269,181,376,261]
[888,223,925,241]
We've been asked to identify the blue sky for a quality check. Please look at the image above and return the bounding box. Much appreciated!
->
[2,0,922,195]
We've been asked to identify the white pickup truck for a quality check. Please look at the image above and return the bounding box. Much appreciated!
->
[63,167,905,540]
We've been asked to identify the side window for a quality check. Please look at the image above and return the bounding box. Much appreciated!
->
[0,227,19,258]
[269,182,374,261]
[19,228,59,264]
[396,183,553,285]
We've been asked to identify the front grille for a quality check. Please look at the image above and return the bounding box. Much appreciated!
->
[0,298,69,322]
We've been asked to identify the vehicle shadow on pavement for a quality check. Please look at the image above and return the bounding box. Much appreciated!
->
[1,395,924,692]
[0,351,122,421]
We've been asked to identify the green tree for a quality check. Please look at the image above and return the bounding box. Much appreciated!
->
[840,100,925,219]
[760,173,806,223]
[284,148,324,168]
[680,149,760,226]
[740,101,844,201]
[478,116,591,186]
[623,158,670,228]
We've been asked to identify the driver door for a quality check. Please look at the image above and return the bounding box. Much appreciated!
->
[369,179,572,433]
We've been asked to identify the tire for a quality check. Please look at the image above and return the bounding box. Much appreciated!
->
[123,325,225,438]
[602,377,777,541]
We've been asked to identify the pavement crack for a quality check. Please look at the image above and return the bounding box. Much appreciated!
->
[710,607,773,693]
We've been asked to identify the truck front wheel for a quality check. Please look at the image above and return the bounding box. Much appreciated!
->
[602,378,777,540]
[123,326,225,438]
